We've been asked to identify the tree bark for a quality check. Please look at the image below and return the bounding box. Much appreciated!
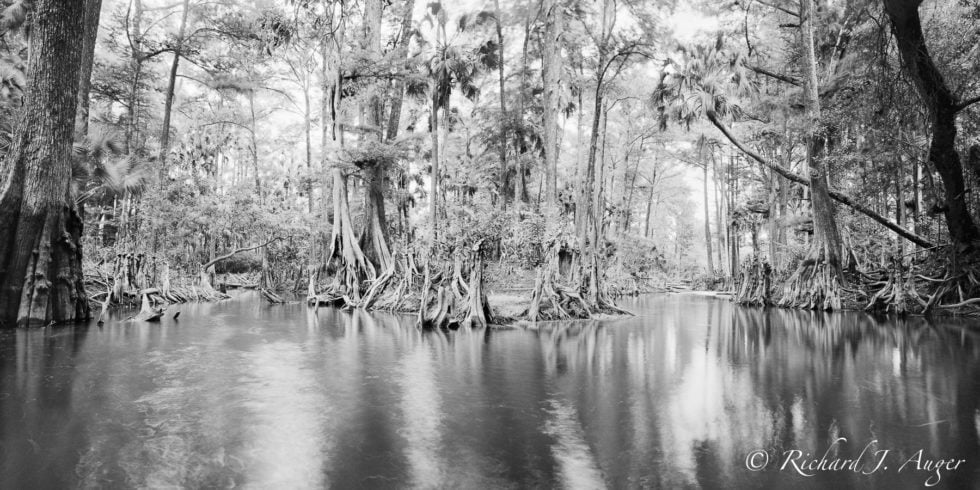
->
[248,91,261,200]
[703,162,714,274]
[159,0,191,165]
[0,0,89,327]
[541,0,562,209]
[384,0,414,141]
[430,94,440,241]
[357,0,393,272]
[303,76,313,213]
[883,0,979,249]
[492,0,509,210]
[75,0,102,139]
[125,0,144,152]
[800,0,843,275]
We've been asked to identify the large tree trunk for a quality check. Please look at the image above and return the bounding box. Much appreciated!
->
[75,0,102,139]
[159,0,191,165]
[0,0,89,327]
[775,0,844,309]
[320,10,374,298]
[541,0,562,209]
[801,0,842,273]
[884,0,979,249]
[357,0,393,272]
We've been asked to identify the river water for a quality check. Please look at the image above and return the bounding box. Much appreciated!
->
[1,293,978,489]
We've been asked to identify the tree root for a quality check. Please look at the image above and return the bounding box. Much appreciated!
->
[415,246,491,329]
[526,244,630,322]
[778,258,843,311]
[864,258,925,314]
[734,256,772,306]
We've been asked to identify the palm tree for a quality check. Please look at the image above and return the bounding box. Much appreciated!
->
[651,37,756,132]
[71,130,153,245]
[406,2,496,242]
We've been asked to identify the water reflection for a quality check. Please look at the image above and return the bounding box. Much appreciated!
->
[0,293,978,489]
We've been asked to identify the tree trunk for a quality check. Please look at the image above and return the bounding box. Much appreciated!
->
[706,111,933,248]
[644,183,654,238]
[884,0,979,249]
[0,0,89,327]
[578,89,603,296]
[514,12,534,209]
[430,96,440,242]
[125,0,144,153]
[492,0,509,210]
[385,0,414,141]
[304,79,313,213]
[74,0,102,139]
[541,0,562,208]
[801,0,843,275]
[357,0,393,272]
[320,39,333,225]
[703,162,714,274]
[159,0,191,165]
[712,151,727,271]
[248,91,261,201]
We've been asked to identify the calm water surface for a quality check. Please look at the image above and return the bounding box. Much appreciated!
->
[1,293,979,489]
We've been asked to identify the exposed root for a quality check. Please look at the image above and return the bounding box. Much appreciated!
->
[734,256,772,306]
[412,241,495,329]
[526,243,631,322]
[527,247,591,321]
[779,247,843,310]
[864,258,925,315]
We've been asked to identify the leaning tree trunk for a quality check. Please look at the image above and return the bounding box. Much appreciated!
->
[0,0,89,327]
[884,0,979,250]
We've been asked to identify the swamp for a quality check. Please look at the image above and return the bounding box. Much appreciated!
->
[1,0,980,488]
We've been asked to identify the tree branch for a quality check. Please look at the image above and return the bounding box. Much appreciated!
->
[202,237,282,270]
[747,64,801,86]
[706,110,935,248]
[955,94,980,113]
[752,0,799,17]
